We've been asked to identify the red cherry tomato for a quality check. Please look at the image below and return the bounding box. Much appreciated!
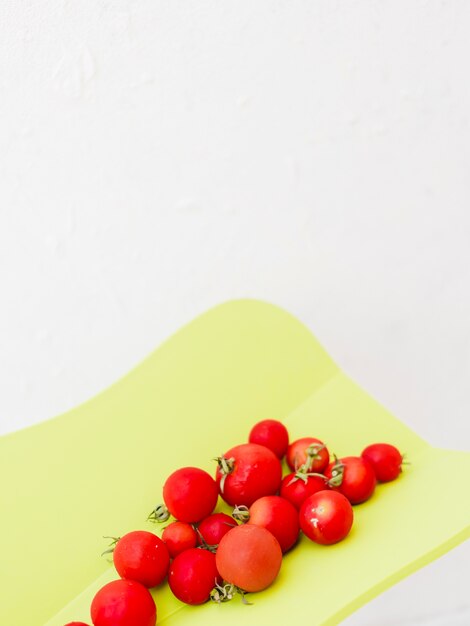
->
[299,490,353,545]
[280,472,329,510]
[113,530,169,588]
[246,495,299,553]
[215,443,282,507]
[248,419,289,459]
[325,456,376,504]
[197,513,237,547]
[216,524,282,592]
[361,443,403,482]
[286,437,329,473]
[90,579,156,626]
[163,467,219,523]
[162,521,198,558]
[168,548,221,605]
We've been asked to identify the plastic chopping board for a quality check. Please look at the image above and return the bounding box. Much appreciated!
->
[1,299,469,626]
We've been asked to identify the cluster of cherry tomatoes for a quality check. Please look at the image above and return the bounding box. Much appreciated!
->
[65,419,404,626]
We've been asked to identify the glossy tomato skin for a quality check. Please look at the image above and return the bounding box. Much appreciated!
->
[163,467,219,523]
[362,443,403,482]
[299,490,353,545]
[286,437,329,473]
[113,530,170,588]
[216,524,282,592]
[90,579,156,626]
[168,548,221,605]
[325,456,376,504]
[248,419,289,459]
[280,472,329,510]
[197,513,237,546]
[215,443,282,507]
[162,521,198,558]
[247,495,299,553]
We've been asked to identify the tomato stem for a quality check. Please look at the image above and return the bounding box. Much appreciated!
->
[326,454,345,488]
[194,526,219,553]
[210,582,252,605]
[214,455,235,494]
[147,503,170,523]
[286,471,329,487]
[306,442,326,460]
[232,504,250,523]
[210,582,235,603]
[294,442,327,472]
[239,589,253,605]
[100,535,120,557]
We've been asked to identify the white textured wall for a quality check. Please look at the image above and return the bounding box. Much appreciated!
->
[1,2,469,625]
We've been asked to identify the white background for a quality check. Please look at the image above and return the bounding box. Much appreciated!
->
[1,2,469,624]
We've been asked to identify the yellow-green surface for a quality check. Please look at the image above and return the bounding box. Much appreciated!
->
[0,299,468,626]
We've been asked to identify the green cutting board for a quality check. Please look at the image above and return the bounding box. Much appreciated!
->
[1,299,469,626]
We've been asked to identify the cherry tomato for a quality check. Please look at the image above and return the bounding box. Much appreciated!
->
[168,548,221,604]
[162,521,198,558]
[113,530,169,588]
[216,524,282,592]
[325,456,376,504]
[280,472,329,510]
[299,490,353,545]
[197,513,237,547]
[215,443,282,507]
[246,495,299,553]
[163,467,219,523]
[90,579,156,626]
[361,443,403,482]
[248,419,289,459]
[286,437,329,473]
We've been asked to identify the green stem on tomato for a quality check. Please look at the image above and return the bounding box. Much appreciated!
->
[214,455,235,494]
[147,503,170,523]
